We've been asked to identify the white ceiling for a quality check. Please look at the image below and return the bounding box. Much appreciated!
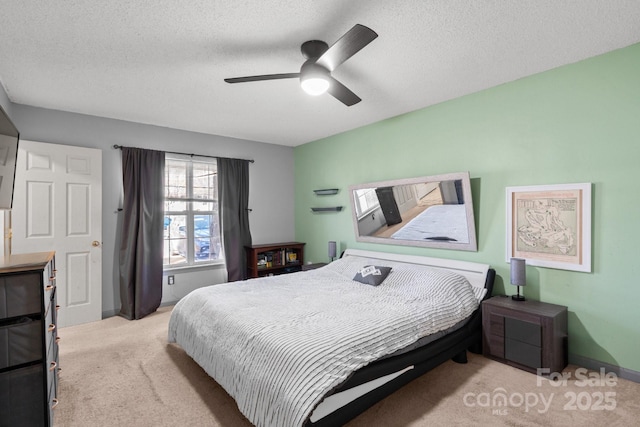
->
[0,1,639,147]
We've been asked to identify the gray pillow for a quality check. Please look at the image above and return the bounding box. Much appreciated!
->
[353,265,392,286]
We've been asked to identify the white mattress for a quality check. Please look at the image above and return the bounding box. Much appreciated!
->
[391,204,469,243]
[168,255,482,427]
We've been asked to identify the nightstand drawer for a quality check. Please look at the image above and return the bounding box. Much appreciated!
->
[505,338,541,369]
[505,317,540,346]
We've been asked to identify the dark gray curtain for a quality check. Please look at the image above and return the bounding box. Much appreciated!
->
[218,158,252,282]
[118,147,165,320]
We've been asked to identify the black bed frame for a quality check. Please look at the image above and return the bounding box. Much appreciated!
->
[307,268,496,426]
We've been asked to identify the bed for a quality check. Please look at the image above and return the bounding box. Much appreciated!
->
[168,249,495,427]
[391,204,470,243]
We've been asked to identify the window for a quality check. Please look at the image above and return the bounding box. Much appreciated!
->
[354,188,380,217]
[163,156,222,267]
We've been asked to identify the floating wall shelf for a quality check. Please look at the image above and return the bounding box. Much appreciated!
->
[311,206,343,212]
[313,189,339,195]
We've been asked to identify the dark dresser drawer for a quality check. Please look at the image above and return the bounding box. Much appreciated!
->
[0,317,43,369]
[0,364,46,427]
[0,273,42,318]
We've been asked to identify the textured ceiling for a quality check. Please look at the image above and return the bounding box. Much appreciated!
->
[0,1,639,147]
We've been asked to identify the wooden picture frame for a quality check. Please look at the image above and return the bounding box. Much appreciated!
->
[506,183,591,272]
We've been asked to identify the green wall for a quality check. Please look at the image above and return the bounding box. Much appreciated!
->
[294,43,640,373]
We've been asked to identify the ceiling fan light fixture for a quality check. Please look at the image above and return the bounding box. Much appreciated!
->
[301,77,330,96]
[224,24,378,106]
[300,62,330,96]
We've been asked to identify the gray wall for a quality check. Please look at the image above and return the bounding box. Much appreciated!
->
[9,103,295,317]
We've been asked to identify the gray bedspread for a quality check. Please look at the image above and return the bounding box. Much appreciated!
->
[168,255,481,427]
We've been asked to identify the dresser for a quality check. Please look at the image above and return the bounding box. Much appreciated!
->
[0,252,58,427]
[482,296,568,374]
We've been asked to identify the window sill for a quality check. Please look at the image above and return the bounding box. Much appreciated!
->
[357,206,379,221]
[163,261,226,274]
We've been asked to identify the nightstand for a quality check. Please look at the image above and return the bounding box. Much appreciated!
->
[302,263,327,271]
[482,296,568,374]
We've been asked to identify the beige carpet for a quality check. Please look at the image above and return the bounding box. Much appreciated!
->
[55,306,640,426]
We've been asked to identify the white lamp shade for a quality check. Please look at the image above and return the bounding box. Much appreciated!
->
[510,258,526,287]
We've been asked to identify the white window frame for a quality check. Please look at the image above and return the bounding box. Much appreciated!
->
[354,188,380,218]
[163,154,223,270]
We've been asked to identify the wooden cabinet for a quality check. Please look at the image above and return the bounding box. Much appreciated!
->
[0,252,58,427]
[246,242,305,278]
[482,296,567,374]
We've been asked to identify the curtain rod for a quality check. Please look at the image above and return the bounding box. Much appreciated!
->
[112,144,255,163]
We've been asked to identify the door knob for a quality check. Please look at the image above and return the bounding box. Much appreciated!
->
[92,240,101,247]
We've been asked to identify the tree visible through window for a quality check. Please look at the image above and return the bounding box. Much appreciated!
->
[163,156,222,267]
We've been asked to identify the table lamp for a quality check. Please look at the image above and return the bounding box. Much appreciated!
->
[328,241,337,262]
[510,258,526,301]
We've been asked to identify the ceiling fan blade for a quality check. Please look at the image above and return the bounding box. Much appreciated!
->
[224,73,300,83]
[316,24,378,71]
[328,77,361,106]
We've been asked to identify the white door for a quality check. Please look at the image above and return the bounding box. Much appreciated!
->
[11,140,102,327]
[393,184,417,215]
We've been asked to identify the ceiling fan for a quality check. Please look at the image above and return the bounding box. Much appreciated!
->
[224,24,378,106]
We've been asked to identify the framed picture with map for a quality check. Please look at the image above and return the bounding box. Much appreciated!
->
[506,183,591,272]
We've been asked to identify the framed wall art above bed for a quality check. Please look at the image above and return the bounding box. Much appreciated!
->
[506,182,592,272]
